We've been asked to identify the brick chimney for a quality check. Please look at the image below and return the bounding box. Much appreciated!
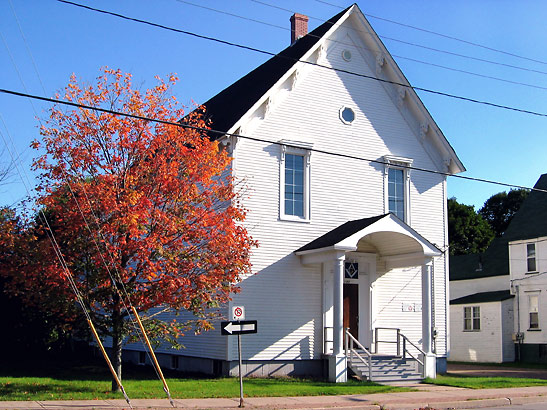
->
[290,13,309,44]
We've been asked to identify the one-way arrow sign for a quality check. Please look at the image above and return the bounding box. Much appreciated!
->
[221,320,258,335]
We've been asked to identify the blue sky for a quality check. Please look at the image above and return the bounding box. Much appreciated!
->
[1,0,546,211]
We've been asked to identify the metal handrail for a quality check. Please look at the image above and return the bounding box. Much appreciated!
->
[374,327,401,355]
[345,328,372,380]
[399,333,424,367]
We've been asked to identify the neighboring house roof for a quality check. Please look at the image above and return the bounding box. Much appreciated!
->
[450,173,547,281]
[450,290,514,305]
[201,6,350,136]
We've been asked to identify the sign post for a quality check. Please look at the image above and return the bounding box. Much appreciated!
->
[222,306,257,408]
[238,332,243,407]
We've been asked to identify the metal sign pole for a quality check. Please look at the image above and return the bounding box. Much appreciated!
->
[238,332,244,408]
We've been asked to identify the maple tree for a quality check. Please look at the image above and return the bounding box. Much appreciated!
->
[2,68,255,390]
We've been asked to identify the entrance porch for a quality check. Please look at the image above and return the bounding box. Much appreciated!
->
[295,214,441,382]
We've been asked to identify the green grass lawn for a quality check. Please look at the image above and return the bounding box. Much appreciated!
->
[0,358,405,401]
[425,374,547,389]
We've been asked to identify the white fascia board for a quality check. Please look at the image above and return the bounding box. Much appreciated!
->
[350,7,465,175]
[225,6,356,137]
[509,236,547,246]
[297,247,356,265]
[295,245,357,256]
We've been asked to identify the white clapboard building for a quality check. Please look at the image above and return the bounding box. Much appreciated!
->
[126,4,464,382]
[450,174,547,364]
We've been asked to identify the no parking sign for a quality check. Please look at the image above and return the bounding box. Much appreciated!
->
[231,305,245,321]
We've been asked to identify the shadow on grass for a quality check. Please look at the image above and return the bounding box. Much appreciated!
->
[0,382,96,396]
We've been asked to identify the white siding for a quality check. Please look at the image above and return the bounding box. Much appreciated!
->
[129,308,229,361]
[509,238,547,346]
[373,266,423,355]
[449,302,504,362]
[501,299,515,362]
[177,17,451,362]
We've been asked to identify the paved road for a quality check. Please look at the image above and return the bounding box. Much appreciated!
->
[447,363,547,379]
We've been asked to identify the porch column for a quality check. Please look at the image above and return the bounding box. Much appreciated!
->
[329,252,347,382]
[333,253,344,356]
[421,258,436,378]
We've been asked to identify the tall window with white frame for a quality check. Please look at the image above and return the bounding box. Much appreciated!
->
[285,153,304,217]
[529,294,539,330]
[527,243,537,272]
[388,167,405,220]
[384,156,412,223]
[463,306,480,331]
[280,144,311,221]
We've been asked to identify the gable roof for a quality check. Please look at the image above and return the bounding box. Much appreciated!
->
[450,290,513,305]
[295,214,387,253]
[295,213,441,258]
[201,6,350,135]
[450,173,547,281]
[199,5,464,175]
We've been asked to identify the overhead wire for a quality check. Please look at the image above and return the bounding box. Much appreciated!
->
[3,5,173,404]
[174,0,547,91]
[52,0,547,120]
[1,12,133,404]
[249,0,547,76]
[1,87,546,196]
[314,0,547,67]
[0,113,133,407]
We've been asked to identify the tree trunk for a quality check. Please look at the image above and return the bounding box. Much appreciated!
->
[111,303,123,392]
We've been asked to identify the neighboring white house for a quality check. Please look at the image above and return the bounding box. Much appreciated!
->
[125,4,465,382]
[450,174,547,364]
[450,290,514,362]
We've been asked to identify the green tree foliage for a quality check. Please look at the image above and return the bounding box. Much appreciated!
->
[478,189,529,237]
[448,198,494,256]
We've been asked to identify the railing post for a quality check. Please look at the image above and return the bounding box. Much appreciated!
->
[344,328,348,356]
[396,329,401,356]
[403,337,406,359]
[374,328,378,354]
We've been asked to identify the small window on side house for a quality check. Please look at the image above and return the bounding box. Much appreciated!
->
[527,243,537,272]
[529,294,539,330]
[138,351,146,365]
[464,306,480,331]
[171,355,179,369]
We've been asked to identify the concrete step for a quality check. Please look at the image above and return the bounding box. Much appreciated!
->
[348,354,423,382]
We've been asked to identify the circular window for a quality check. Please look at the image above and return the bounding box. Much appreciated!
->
[340,106,355,124]
[342,49,352,61]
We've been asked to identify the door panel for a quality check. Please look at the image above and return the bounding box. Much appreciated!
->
[343,283,359,340]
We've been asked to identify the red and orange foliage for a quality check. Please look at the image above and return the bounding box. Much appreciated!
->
[2,69,256,372]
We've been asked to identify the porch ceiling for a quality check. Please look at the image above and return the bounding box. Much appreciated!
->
[357,232,422,257]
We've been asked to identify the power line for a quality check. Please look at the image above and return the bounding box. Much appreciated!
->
[1,86,545,195]
[314,0,547,67]
[174,0,547,91]
[53,1,547,118]
[250,0,547,76]
[2,6,173,398]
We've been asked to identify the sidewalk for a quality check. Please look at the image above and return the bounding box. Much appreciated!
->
[1,384,547,410]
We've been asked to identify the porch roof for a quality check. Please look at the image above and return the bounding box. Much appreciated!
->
[294,213,441,258]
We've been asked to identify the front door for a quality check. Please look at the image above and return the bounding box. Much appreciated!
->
[343,283,359,340]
